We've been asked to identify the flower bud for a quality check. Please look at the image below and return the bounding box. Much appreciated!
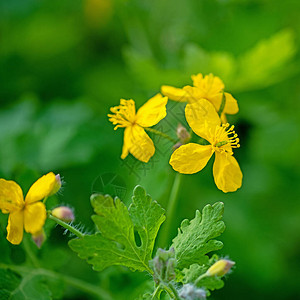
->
[179,284,206,300]
[149,248,176,284]
[206,259,235,277]
[52,206,74,223]
[50,174,62,196]
[32,229,46,248]
[177,124,190,143]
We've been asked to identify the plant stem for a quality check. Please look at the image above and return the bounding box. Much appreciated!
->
[0,264,112,300]
[53,270,112,300]
[158,173,182,248]
[161,283,181,300]
[22,237,40,268]
[168,283,181,300]
[218,92,226,116]
[152,285,162,299]
[48,214,84,238]
[194,273,208,285]
[145,127,177,144]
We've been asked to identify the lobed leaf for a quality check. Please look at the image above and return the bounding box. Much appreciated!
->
[69,185,165,273]
[172,202,225,269]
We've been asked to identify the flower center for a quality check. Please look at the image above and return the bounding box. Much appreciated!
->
[108,99,136,130]
[214,123,240,153]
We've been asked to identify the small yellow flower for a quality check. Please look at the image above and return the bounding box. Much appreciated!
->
[161,73,238,121]
[0,172,58,245]
[169,99,242,193]
[108,93,168,163]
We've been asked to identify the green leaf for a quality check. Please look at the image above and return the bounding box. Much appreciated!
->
[69,186,166,273]
[172,202,225,269]
[0,268,52,300]
[183,44,236,83]
[234,29,297,91]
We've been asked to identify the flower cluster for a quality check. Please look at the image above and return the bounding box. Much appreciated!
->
[162,73,239,122]
[109,73,242,193]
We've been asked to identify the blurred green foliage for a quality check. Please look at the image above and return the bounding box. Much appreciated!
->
[0,0,300,299]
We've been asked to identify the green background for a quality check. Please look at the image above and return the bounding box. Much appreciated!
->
[0,0,299,299]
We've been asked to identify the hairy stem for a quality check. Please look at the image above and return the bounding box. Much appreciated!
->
[158,173,182,247]
[48,214,84,238]
[152,285,162,299]
[145,127,177,144]
[162,282,181,300]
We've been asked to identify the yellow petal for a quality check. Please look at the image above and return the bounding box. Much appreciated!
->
[207,93,223,112]
[223,92,239,114]
[24,202,47,234]
[122,125,155,163]
[191,73,224,94]
[161,85,189,102]
[136,93,168,127]
[182,86,205,103]
[220,113,227,124]
[170,143,213,174]
[213,152,243,193]
[131,125,155,162]
[185,99,220,142]
[0,179,24,213]
[121,126,132,159]
[25,172,56,204]
[6,210,24,245]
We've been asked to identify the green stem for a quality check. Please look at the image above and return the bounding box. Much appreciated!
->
[218,92,226,117]
[152,285,162,299]
[145,127,178,144]
[22,237,40,268]
[0,264,112,300]
[55,270,112,300]
[168,283,181,300]
[194,273,208,285]
[161,283,180,300]
[158,173,182,248]
[48,214,84,238]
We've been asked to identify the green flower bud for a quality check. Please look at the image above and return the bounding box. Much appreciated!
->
[149,248,177,284]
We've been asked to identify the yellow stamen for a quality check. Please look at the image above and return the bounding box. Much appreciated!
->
[214,123,240,151]
[108,99,136,130]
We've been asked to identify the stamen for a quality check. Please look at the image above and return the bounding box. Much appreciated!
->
[215,122,240,150]
[107,99,136,130]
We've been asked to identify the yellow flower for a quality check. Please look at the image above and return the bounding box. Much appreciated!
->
[108,93,168,163]
[169,99,242,193]
[161,73,238,121]
[0,172,58,245]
